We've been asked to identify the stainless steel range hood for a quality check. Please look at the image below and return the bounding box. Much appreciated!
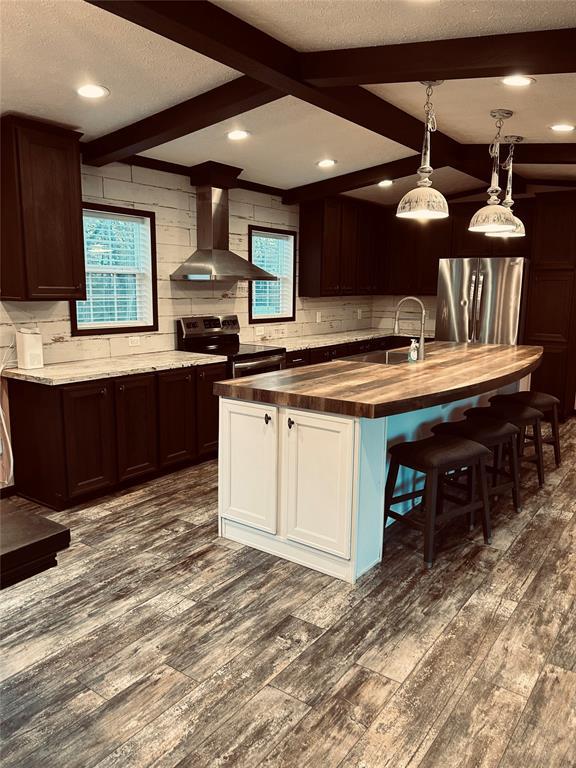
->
[171,185,277,282]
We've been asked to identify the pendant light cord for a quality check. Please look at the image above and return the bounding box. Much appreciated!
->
[417,84,437,188]
[486,116,504,205]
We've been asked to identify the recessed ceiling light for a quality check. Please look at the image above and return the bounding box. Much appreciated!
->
[227,129,250,141]
[501,75,535,87]
[378,179,394,188]
[550,123,575,133]
[77,84,110,99]
[317,158,337,169]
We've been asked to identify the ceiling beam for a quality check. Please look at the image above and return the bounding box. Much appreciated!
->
[512,143,576,164]
[525,178,576,187]
[121,154,285,196]
[87,1,481,177]
[281,156,420,204]
[300,28,576,86]
[82,75,281,166]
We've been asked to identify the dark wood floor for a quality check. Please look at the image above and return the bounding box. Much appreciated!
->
[1,419,575,768]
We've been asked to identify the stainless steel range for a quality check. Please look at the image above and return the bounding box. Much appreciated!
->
[176,314,286,378]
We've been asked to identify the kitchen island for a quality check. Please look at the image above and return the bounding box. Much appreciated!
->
[214,343,542,582]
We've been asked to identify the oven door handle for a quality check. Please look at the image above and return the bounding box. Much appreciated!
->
[232,354,286,373]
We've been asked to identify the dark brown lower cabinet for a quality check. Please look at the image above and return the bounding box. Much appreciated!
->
[197,363,228,459]
[62,381,116,499]
[115,374,158,482]
[285,349,311,368]
[158,368,196,467]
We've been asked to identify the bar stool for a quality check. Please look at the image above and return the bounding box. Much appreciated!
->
[490,391,561,467]
[432,418,521,514]
[384,435,492,568]
[464,403,545,487]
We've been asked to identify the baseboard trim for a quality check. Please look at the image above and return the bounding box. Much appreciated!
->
[0,486,17,500]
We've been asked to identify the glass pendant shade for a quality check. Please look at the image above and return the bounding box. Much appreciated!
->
[485,214,525,238]
[469,203,517,233]
[396,185,449,220]
[396,81,449,222]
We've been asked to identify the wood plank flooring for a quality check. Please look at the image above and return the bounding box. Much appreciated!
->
[1,418,575,767]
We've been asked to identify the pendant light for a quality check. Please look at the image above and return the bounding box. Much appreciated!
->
[469,109,517,234]
[396,81,449,221]
[486,136,525,239]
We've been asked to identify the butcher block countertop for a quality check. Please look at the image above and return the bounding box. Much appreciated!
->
[214,342,543,419]
[2,351,226,386]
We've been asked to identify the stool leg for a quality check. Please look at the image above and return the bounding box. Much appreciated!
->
[518,426,526,456]
[478,458,492,545]
[467,464,477,531]
[509,434,521,512]
[551,404,561,467]
[423,469,438,568]
[534,419,545,487]
[492,444,502,489]
[383,458,400,549]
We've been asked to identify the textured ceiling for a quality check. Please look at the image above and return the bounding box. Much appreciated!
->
[344,167,484,205]
[142,96,417,188]
[212,0,576,50]
[368,74,576,144]
[0,0,238,140]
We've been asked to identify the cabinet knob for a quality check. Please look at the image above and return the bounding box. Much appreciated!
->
[118,384,124,392]
[99,388,106,396]
[185,375,192,382]
[264,413,271,425]
[288,417,295,429]
[199,371,205,379]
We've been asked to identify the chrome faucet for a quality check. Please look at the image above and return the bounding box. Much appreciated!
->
[393,296,426,361]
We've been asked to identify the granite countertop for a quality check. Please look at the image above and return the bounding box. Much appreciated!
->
[260,328,434,352]
[214,342,543,419]
[2,351,227,386]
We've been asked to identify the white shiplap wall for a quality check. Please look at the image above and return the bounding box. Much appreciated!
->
[0,162,398,365]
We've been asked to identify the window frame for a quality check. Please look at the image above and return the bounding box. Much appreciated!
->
[248,225,297,325]
[70,202,158,337]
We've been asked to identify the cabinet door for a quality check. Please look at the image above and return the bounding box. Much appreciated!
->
[340,199,358,294]
[115,374,158,482]
[197,362,228,458]
[385,214,418,294]
[531,192,576,270]
[62,381,116,498]
[220,400,278,533]
[16,120,85,299]
[158,368,196,467]
[415,215,451,294]
[283,409,354,558]
[309,345,337,364]
[357,205,378,294]
[320,198,342,295]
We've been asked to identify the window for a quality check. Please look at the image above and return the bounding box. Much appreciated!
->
[70,203,158,335]
[248,226,296,324]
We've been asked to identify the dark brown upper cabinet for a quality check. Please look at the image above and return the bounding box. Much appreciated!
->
[299,197,382,297]
[531,192,576,270]
[450,199,533,260]
[0,115,85,301]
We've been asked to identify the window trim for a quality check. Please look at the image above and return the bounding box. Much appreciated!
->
[248,225,297,325]
[70,202,158,337]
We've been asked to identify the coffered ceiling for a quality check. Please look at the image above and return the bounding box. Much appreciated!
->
[1,0,575,202]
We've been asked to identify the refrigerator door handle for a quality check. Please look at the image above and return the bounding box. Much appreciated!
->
[468,271,477,342]
[475,272,485,341]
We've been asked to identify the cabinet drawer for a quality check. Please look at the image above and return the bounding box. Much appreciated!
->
[286,349,311,368]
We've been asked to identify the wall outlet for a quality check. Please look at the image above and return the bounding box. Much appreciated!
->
[128,337,140,347]
[316,311,322,323]
[357,308,363,320]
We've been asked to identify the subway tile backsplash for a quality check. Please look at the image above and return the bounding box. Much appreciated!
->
[0,162,436,366]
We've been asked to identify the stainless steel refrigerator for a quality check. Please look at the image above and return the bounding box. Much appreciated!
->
[435,257,528,344]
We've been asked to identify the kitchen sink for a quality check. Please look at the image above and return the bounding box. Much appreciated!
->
[337,349,409,365]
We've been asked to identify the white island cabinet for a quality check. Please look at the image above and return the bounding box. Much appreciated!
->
[219,398,386,582]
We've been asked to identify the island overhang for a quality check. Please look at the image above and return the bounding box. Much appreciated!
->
[214,342,543,419]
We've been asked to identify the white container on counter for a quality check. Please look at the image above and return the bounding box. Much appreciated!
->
[16,328,44,369]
